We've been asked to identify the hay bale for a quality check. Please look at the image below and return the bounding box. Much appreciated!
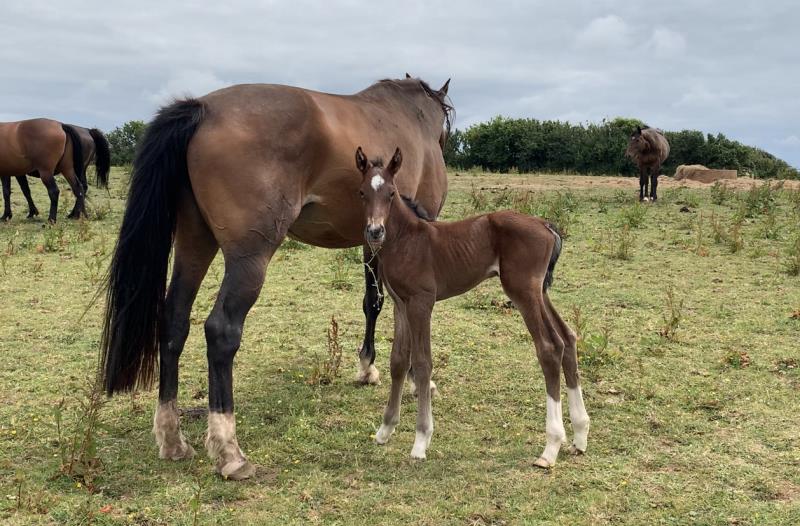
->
[674,164,736,183]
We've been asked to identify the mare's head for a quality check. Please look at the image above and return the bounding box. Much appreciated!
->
[355,146,403,248]
[626,126,650,159]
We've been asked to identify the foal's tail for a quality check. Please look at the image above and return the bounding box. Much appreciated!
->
[61,124,86,192]
[543,223,562,292]
[88,128,111,188]
[100,98,206,395]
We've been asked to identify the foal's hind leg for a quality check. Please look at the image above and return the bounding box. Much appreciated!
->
[503,278,567,468]
[356,246,383,385]
[16,176,39,217]
[544,295,589,455]
[154,190,218,460]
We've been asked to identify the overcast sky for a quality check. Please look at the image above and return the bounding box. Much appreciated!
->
[1,0,798,167]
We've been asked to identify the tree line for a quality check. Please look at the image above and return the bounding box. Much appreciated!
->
[105,116,798,179]
[443,117,798,179]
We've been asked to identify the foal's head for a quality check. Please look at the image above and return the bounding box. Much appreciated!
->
[355,146,403,248]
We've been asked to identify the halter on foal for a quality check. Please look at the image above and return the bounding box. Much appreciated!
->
[356,147,590,467]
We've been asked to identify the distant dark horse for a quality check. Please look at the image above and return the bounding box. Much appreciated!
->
[625,126,670,202]
[1,122,110,221]
[99,77,452,479]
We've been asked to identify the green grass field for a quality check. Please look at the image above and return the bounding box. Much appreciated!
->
[1,169,798,525]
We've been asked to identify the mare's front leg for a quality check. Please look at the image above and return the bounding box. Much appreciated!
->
[16,176,39,217]
[639,168,648,202]
[356,246,383,385]
[1,176,11,221]
[650,166,660,202]
[375,303,411,445]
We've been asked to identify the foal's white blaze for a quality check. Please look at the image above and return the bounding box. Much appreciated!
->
[371,174,385,191]
[567,386,590,452]
[538,396,567,467]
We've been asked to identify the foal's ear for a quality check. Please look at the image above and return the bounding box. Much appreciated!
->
[439,78,451,96]
[387,147,403,176]
[355,146,368,174]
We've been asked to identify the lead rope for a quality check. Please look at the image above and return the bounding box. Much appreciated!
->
[364,244,383,307]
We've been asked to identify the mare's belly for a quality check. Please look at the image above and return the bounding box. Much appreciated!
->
[288,201,363,249]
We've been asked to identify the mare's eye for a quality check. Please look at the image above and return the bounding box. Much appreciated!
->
[359,191,365,199]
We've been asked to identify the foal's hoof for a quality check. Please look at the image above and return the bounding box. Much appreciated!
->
[159,441,196,461]
[217,459,256,481]
[533,457,554,469]
[375,424,395,445]
[568,445,586,456]
[354,364,381,385]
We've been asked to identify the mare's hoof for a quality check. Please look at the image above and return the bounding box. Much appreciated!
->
[1,215,10,222]
[159,441,196,461]
[533,457,554,469]
[27,210,39,218]
[354,364,381,385]
[217,459,256,481]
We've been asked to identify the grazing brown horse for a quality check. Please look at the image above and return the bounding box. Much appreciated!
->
[0,119,109,221]
[625,126,670,202]
[355,146,589,466]
[99,77,452,479]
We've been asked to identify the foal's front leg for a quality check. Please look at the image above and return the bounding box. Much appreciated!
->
[375,305,410,444]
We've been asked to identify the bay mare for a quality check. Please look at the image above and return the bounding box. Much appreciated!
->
[99,77,452,479]
[0,120,110,221]
[625,126,670,202]
[354,146,590,466]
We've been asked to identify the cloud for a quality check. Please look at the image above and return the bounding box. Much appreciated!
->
[576,15,631,49]
[649,27,687,58]
[146,70,229,105]
[779,135,800,147]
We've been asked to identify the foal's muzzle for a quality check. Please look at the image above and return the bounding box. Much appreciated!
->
[365,224,386,246]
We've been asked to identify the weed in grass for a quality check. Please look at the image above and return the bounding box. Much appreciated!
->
[619,202,647,229]
[342,246,362,264]
[659,285,683,341]
[783,235,800,276]
[739,182,778,218]
[710,181,734,205]
[52,375,106,491]
[329,251,352,290]
[607,224,634,260]
[723,349,751,369]
[89,200,112,221]
[513,190,577,236]
[572,306,617,374]
[43,224,66,252]
[694,212,708,256]
[75,218,93,243]
[469,183,489,212]
[308,315,343,386]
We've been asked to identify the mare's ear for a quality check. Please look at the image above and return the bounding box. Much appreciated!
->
[355,146,368,174]
[636,125,642,135]
[439,78,451,96]
[405,72,412,79]
[387,147,403,176]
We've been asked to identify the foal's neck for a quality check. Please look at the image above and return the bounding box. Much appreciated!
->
[385,198,425,245]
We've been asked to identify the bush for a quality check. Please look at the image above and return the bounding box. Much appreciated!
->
[107,120,147,166]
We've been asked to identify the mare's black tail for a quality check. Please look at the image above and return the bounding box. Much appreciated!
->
[61,124,86,192]
[88,128,111,188]
[100,99,206,395]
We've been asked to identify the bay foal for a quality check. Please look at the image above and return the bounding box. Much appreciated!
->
[356,147,589,467]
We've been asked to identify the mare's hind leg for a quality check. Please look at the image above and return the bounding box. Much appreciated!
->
[650,167,660,202]
[503,277,566,468]
[154,189,218,460]
[39,171,60,223]
[204,222,292,480]
[16,176,39,217]
[1,176,11,221]
[544,295,589,455]
[61,167,86,219]
[356,246,383,385]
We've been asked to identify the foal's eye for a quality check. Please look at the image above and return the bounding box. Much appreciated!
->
[389,191,396,198]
